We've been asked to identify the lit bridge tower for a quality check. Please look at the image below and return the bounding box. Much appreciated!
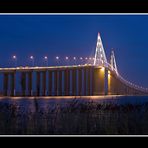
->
[93,32,107,67]
[110,49,118,75]
[93,32,109,95]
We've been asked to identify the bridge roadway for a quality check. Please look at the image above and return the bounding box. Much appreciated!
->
[0,65,147,97]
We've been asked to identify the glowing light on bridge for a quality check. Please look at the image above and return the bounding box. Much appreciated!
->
[66,56,69,60]
[44,56,48,66]
[101,67,105,71]
[12,55,17,67]
[73,57,76,60]
[30,56,34,59]
[56,56,59,60]
[108,73,110,78]
[30,56,34,66]
[94,33,107,66]
[44,56,48,60]
[12,55,16,59]
[108,70,111,94]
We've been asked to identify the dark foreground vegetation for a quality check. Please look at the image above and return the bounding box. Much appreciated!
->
[0,98,148,135]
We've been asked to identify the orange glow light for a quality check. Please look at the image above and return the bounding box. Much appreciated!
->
[101,67,105,71]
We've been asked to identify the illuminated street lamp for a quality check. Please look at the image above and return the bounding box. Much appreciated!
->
[30,56,34,67]
[65,56,69,65]
[12,55,17,67]
[44,56,48,67]
[56,56,59,65]
[86,57,92,65]
[79,57,83,65]
[73,57,76,65]
[56,56,59,59]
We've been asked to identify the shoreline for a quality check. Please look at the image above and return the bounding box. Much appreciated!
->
[0,95,147,100]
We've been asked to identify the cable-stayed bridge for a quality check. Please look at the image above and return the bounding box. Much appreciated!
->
[0,33,148,97]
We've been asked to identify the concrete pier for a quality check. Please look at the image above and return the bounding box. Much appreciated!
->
[64,69,70,96]
[3,73,8,96]
[78,68,82,96]
[104,68,108,95]
[48,71,52,96]
[21,72,26,96]
[58,70,63,96]
[72,68,76,96]
[87,67,91,96]
[36,72,40,96]
[83,68,87,96]
[10,72,15,96]
[28,72,32,96]
[54,70,58,96]
[42,71,46,96]
[93,67,106,95]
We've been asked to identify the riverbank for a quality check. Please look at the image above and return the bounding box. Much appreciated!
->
[0,95,124,100]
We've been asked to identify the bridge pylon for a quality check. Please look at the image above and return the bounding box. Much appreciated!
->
[93,32,107,67]
[110,49,118,75]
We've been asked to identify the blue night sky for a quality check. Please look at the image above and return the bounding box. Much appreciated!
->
[0,14,148,87]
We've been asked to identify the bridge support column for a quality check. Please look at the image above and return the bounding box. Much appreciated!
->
[87,67,91,96]
[115,77,120,95]
[58,70,62,96]
[93,67,105,95]
[10,72,16,96]
[118,81,123,95]
[72,68,76,96]
[42,71,46,96]
[78,68,82,96]
[28,72,32,96]
[54,70,58,96]
[3,73,8,96]
[64,69,70,96]
[108,73,116,95]
[104,68,108,95]
[21,72,26,96]
[36,72,40,96]
[93,67,98,95]
[48,71,52,96]
[83,68,87,96]
[108,70,111,95]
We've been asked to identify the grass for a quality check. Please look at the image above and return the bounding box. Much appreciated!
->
[0,98,148,135]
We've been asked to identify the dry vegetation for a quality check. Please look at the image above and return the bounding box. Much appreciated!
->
[0,98,148,135]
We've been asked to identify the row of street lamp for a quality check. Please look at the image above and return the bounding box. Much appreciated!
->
[12,55,95,67]
[55,56,95,60]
